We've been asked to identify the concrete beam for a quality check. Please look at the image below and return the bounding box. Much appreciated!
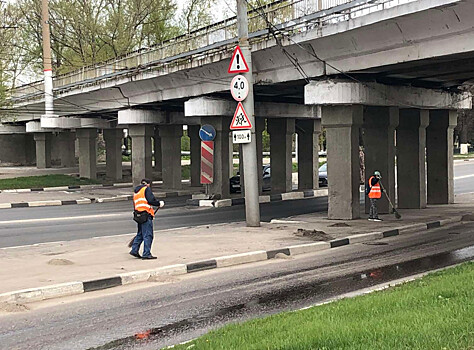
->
[397,109,429,209]
[160,125,183,189]
[296,119,321,190]
[0,125,26,134]
[321,105,363,220]
[268,118,295,193]
[40,116,112,129]
[129,125,153,185]
[76,128,97,179]
[118,109,167,125]
[185,97,320,119]
[363,107,398,214]
[26,121,56,133]
[427,110,457,204]
[104,129,123,180]
[34,132,52,169]
[305,80,472,109]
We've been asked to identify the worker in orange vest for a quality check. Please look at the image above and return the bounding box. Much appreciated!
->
[130,179,164,259]
[367,171,383,222]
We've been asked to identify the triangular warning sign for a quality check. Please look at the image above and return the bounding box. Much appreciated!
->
[228,46,249,74]
[230,102,252,130]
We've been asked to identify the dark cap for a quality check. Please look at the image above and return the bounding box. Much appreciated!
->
[141,178,152,185]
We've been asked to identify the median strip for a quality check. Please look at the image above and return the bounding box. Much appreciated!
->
[0,190,195,210]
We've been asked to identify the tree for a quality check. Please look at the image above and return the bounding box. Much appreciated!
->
[178,0,217,34]
[13,0,179,76]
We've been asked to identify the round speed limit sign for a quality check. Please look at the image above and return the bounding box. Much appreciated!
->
[230,75,249,102]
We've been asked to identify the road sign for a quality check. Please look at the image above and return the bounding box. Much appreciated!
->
[228,46,249,74]
[230,102,252,130]
[201,141,214,184]
[199,124,216,141]
[230,75,249,102]
[232,130,251,144]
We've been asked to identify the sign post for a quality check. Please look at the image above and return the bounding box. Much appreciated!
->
[230,0,261,227]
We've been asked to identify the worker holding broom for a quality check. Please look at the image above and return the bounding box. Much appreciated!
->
[366,170,383,222]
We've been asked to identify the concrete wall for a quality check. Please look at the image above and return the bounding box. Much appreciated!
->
[0,134,36,165]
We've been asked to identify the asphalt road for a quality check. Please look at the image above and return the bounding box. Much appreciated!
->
[454,160,474,194]
[0,160,472,248]
[0,222,473,350]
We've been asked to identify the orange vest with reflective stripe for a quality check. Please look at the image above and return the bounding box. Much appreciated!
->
[133,186,155,217]
[368,176,382,199]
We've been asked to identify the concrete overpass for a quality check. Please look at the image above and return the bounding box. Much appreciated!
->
[1,0,473,219]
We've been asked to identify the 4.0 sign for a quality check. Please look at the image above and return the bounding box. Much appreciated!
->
[230,75,249,102]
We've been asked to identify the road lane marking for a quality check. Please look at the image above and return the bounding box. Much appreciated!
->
[0,213,129,225]
[454,174,474,180]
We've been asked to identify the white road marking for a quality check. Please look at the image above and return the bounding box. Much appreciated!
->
[454,174,474,180]
[0,213,128,225]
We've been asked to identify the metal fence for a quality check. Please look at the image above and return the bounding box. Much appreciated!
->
[12,0,416,101]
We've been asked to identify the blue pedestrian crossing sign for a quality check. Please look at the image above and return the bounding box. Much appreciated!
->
[199,125,216,141]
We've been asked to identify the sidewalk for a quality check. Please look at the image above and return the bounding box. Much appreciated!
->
[1,201,473,305]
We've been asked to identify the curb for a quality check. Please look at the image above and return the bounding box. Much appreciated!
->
[0,191,194,210]
[186,189,329,207]
[0,214,468,305]
[0,183,133,194]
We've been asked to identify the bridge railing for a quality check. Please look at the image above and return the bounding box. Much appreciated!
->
[12,0,414,101]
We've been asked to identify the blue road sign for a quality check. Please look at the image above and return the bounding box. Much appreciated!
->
[199,125,216,141]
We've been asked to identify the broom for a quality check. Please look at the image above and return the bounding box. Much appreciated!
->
[379,182,401,219]
[128,206,161,248]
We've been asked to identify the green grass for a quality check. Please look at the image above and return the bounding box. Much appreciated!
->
[0,174,100,190]
[182,165,190,180]
[172,262,474,350]
[454,152,474,159]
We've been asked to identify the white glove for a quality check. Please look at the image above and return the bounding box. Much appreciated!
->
[159,201,165,208]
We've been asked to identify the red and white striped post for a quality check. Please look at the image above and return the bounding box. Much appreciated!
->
[200,141,214,188]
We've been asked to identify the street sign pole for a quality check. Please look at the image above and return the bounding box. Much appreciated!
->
[237,0,260,227]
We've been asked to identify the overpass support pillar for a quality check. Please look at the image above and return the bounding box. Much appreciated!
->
[104,129,123,181]
[363,107,398,213]
[188,125,201,187]
[296,119,321,190]
[256,118,265,194]
[427,110,457,204]
[322,106,363,220]
[268,118,295,193]
[153,127,162,175]
[160,125,183,189]
[58,131,76,168]
[34,132,52,169]
[206,118,230,199]
[129,125,153,186]
[397,109,429,209]
[77,128,97,179]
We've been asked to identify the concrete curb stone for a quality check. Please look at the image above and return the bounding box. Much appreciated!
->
[0,213,467,305]
[0,191,194,210]
[0,183,134,194]
[188,189,329,208]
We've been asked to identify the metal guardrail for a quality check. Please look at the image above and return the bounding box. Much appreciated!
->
[12,0,415,102]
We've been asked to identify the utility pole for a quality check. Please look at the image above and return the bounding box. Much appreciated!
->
[237,0,260,227]
[41,0,54,116]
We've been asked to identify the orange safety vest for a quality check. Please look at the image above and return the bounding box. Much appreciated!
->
[368,176,382,199]
[133,186,155,217]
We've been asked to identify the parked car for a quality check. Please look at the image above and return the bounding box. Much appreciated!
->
[230,164,271,193]
[318,163,328,187]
